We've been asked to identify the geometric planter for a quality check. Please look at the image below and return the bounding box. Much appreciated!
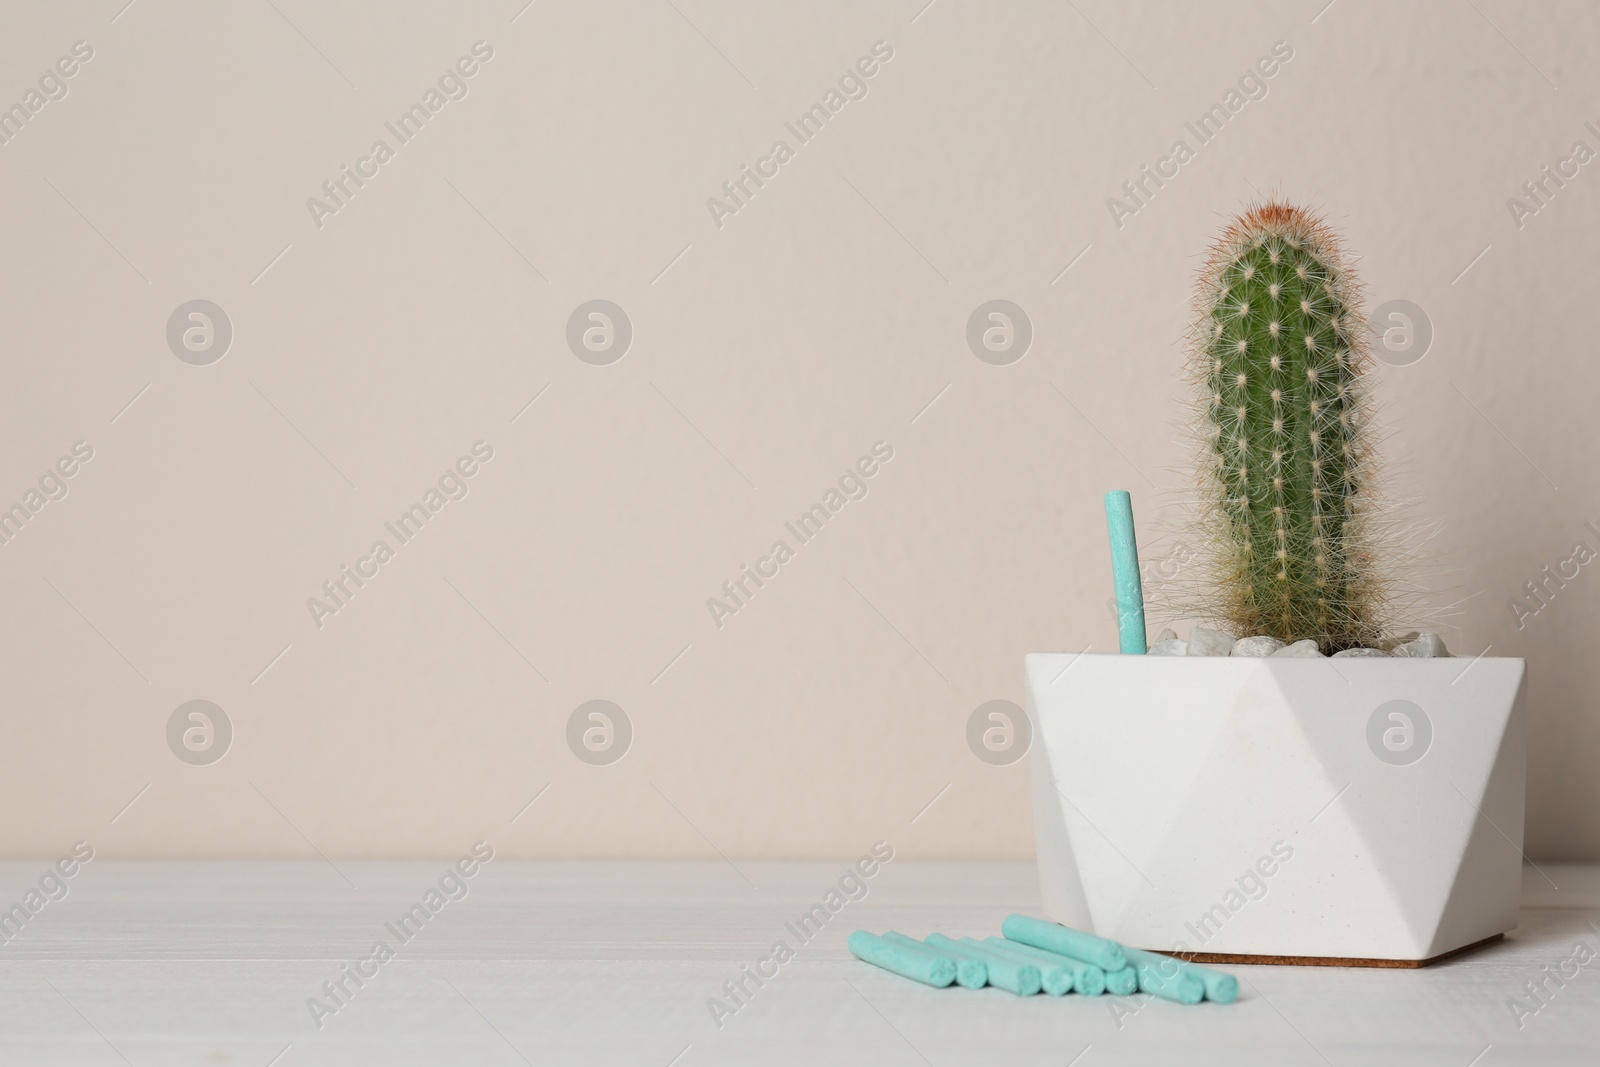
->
[1024,653,1527,965]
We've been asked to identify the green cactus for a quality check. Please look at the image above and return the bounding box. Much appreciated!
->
[1189,202,1382,652]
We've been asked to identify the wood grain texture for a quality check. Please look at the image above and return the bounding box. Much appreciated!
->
[0,862,1595,1065]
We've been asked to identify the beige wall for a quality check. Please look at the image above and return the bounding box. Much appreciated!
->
[2,0,1597,861]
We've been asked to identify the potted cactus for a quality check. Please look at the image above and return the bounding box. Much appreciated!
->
[1025,203,1527,965]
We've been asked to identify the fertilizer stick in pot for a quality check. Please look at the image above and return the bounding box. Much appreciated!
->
[1104,490,1147,654]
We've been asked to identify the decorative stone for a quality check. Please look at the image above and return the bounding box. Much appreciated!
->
[1154,628,1179,643]
[1186,627,1236,657]
[1271,639,1324,658]
[1332,647,1390,657]
[1395,632,1451,658]
[1147,638,1187,656]
[1377,631,1420,653]
[1231,635,1286,657]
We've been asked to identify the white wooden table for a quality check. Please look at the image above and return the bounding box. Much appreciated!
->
[1,861,1595,1065]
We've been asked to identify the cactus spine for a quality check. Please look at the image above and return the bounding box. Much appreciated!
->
[1190,202,1380,652]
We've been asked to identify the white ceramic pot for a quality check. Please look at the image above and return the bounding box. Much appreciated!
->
[1024,653,1527,963]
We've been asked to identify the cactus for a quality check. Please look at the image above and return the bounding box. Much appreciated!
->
[1187,202,1383,652]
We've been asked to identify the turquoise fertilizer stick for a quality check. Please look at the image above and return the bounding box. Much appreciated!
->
[847,931,957,988]
[1132,957,1204,1004]
[1122,946,1238,1004]
[1001,914,1127,972]
[924,933,1041,996]
[981,937,1101,995]
[979,940,1107,998]
[967,937,1072,996]
[883,931,986,989]
[1104,965,1138,996]
[1104,490,1147,654]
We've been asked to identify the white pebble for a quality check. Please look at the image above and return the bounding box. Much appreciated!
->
[1378,631,1419,652]
[1147,638,1187,656]
[1154,628,1179,643]
[1394,632,1451,658]
[1231,635,1286,657]
[1332,647,1390,657]
[1271,639,1324,658]
[1187,626,1237,657]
